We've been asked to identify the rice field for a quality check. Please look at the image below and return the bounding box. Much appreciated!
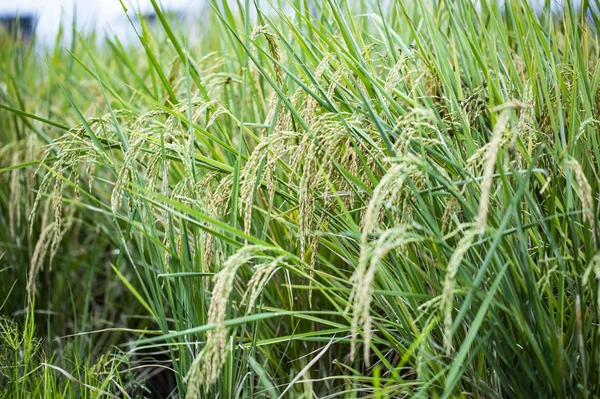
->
[1,0,600,397]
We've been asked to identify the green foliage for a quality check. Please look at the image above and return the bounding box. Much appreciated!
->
[1,0,600,397]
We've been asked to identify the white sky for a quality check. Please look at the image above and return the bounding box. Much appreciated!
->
[0,0,207,44]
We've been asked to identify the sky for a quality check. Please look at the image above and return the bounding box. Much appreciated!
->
[0,0,207,44]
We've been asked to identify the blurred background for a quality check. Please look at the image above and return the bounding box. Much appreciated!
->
[0,0,217,45]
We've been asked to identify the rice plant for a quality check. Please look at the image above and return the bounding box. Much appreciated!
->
[1,0,599,397]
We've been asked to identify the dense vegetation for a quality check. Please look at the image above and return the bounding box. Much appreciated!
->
[1,0,600,397]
